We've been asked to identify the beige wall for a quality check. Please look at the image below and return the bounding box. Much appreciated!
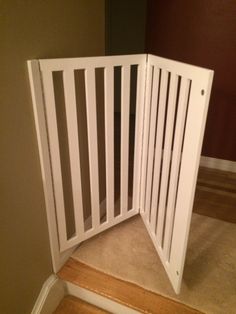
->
[0,1,105,313]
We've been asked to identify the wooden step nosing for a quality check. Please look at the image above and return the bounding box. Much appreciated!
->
[58,258,203,314]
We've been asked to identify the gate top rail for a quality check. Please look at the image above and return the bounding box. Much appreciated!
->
[39,54,146,72]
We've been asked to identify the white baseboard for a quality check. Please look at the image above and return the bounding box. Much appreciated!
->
[200,156,236,173]
[31,275,65,314]
[65,281,139,314]
[32,277,139,314]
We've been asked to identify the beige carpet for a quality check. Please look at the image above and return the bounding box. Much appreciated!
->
[72,214,236,314]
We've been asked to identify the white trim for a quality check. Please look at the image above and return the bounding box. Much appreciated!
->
[200,156,236,173]
[31,275,65,314]
[65,281,139,314]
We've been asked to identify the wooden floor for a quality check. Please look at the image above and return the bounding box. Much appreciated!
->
[54,295,110,314]
[58,258,203,314]
[194,167,236,223]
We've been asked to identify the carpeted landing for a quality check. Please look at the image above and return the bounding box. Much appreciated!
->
[72,214,236,314]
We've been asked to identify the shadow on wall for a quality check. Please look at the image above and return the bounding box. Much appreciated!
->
[145,0,236,161]
[0,1,105,313]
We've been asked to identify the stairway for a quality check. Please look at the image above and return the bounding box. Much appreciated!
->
[54,295,110,314]
[55,167,236,314]
[57,258,202,314]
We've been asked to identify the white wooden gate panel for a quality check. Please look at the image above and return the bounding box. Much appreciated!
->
[28,54,213,293]
[34,55,146,252]
[140,54,213,293]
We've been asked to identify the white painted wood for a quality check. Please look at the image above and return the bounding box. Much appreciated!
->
[39,54,145,72]
[163,78,190,259]
[31,275,65,314]
[120,65,131,214]
[63,70,84,241]
[65,282,139,314]
[200,156,236,173]
[82,208,138,242]
[141,54,213,294]
[104,66,115,222]
[148,54,211,81]
[28,60,74,273]
[39,69,68,251]
[140,212,172,283]
[144,66,160,220]
[84,67,100,229]
[35,56,146,253]
[150,69,168,232]
[29,54,214,295]
[140,65,153,212]
[169,72,214,293]
[156,73,178,244]
[132,61,147,210]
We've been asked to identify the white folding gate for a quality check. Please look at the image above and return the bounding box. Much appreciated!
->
[28,54,213,293]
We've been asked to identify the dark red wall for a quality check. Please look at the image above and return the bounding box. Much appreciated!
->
[146,0,236,161]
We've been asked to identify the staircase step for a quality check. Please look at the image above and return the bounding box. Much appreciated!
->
[54,295,110,314]
[58,258,203,314]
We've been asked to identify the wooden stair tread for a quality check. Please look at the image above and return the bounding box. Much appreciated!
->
[193,167,236,223]
[54,295,110,314]
[58,258,203,314]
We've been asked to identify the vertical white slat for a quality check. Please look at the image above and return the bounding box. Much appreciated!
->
[120,65,131,215]
[163,78,190,259]
[104,66,115,222]
[132,62,146,210]
[156,73,178,244]
[140,65,153,212]
[41,70,68,250]
[144,66,160,220]
[63,70,85,239]
[85,67,100,229]
[169,72,213,293]
[150,70,168,231]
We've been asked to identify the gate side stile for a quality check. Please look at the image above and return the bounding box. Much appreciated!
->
[168,72,214,293]
[27,61,75,272]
